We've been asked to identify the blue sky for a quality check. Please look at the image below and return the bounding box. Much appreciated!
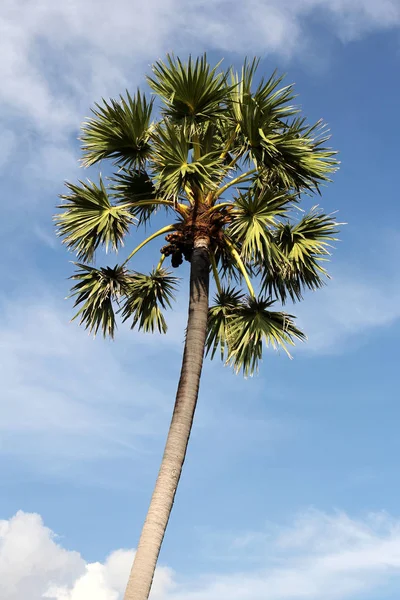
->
[1,1,400,598]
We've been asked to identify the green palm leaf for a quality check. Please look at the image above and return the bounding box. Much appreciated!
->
[228,60,338,192]
[151,123,224,201]
[227,296,306,376]
[262,208,339,303]
[81,90,153,167]
[110,169,161,226]
[206,287,244,360]
[229,187,292,263]
[55,178,134,261]
[258,118,338,192]
[121,268,178,333]
[69,263,129,338]
[147,54,229,126]
[229,60,297,158]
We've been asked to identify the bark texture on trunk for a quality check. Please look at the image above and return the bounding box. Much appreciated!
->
[124,238,210,600]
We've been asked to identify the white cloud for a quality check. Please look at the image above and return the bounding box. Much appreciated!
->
[2,509,400,600]
[1,0,399,235]
[294,267,400,353]
[0,294,184,470]
[0,127,17,171]
[0,511,173,600]
[1,0,399,139]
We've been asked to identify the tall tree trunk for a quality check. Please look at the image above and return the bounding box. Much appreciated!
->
[124,237,210,600]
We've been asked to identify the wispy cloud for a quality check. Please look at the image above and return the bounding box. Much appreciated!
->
[2,508,400,599]
[0,294,184,470]
[1,0,400,139]
[294,263,400,354]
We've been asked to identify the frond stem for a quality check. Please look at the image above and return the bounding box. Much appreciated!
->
[219,125,240,162]
[207,202,234,214]
[224,238,255,298]
[121,224,175,267]
[156,253,166,270]
[210,251,222,296]
[129,199,189,216]
[213,169,257,202]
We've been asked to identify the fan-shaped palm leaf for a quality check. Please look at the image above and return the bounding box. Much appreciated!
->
[258,118,338,192]
[206,287,244,360]
[262,208,339,302]
[228,61,337,191]
[110,169,162,226]
[81,90,153,167]
[55,178,134,261]
[70,263,129,337]
[228,187,293,263]
[121,268,178,333]
[147,54,229,126]
[151,123,224,201]
[229,60,297,158]
[227,296,306,376]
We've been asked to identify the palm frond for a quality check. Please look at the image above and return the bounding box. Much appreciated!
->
[110,169,162,226]
[228,61,298,158]
[147,54,229,126]
[151,123,225,201]
[69,263,129,337]
[206,287,244,360]
[227,296,306,376]
[262,208,340,303]
[259,118,339,193]
[81,90,153,167]
[231,60,297,120]
[55,178,134,261]
[228,61,338,192]
[120,267,178,333]
[228,188,293,263]
[213,243,244,284]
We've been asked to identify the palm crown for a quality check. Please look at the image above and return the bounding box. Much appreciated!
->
[56,55,339,376]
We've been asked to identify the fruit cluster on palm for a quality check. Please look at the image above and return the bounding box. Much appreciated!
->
[56,55,339,600]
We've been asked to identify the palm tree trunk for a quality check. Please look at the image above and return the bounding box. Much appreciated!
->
[124,237,210,600]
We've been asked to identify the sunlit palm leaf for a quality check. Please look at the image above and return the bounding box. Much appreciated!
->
[227,296,306,376]
[56,178,134,261]
[229,188,292,263]
[151,123,224,201]
[257,118,338,192]
[147,54,229,126]
[121,268,178,333]
[206,287,244,360]
[262,208,339,303]
[228,60,338,192]
[69,263,129,338]
[229,60,298,158]
[81,90,153,167]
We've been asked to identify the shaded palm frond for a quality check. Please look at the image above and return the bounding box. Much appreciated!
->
[69,263,129,338]
[147,54,229,126]
[55,178,134,261]
[110,169,163,226]
[227,296,306,376]
[81,90,153,167]
[206,287,244,360]
[262,208,340,303]
[120,268,178,333]
[213,242,244,284]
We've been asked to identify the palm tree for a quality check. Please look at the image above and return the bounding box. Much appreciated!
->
[55,55,339,600]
